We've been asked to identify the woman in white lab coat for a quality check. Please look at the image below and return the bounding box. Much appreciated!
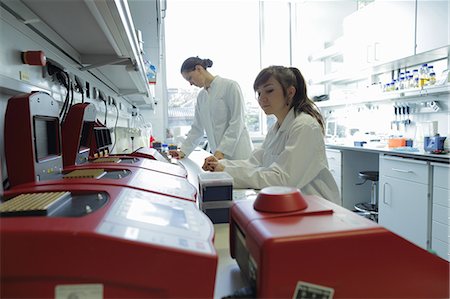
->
[170,56,253,160]
[203,65,341,205]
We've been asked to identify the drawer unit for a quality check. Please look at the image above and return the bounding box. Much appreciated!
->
[433,163,450,189]
[380,156,428,184]
[432,220,449,243]
[431,237,450,262]
[379,155,430,250]
[431,163,450,261]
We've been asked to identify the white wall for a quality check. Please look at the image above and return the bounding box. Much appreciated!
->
[0,6,135,183]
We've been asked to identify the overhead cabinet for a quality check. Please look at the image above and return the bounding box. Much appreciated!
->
[342,1,416,69]
[416,0,450,54]
[342,0,449,69]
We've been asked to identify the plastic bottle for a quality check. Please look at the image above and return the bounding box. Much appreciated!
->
[162,143,169,153]
[427,65,435,85]
[419,63,429,88]
[405,70,411,80]
[412,69,419,88]
[399,76,405,90]
[407,75,414,89]
[393,79,399,91]
[429,72,436,85]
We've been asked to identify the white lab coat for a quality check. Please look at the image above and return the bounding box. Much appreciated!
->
[221,108,341,205]
[180,76,253,159]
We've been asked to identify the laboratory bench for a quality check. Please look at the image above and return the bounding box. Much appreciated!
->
[325,143,450,261]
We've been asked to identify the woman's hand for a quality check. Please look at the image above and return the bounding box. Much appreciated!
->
[202,156,225,172]
[213,150,225,160]
[169,150,185,159]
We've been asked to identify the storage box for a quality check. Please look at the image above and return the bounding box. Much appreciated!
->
[198,172,233,223]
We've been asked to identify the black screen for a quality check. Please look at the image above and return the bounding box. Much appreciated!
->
[33,116,60,161]
[79,121,93,149]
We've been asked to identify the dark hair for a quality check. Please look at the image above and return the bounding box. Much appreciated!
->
[253,65,325,133]
[180,57,213,73]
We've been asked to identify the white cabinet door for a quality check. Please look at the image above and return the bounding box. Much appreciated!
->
[379,176,429,249]
[379,156,429,250]
[416,0,450,54]
[325,149,342,203]
[343,1,416,68]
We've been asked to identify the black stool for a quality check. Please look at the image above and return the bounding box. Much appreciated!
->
[354,171,379,222]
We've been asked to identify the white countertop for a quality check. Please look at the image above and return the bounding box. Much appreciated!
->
[326,143,449,163]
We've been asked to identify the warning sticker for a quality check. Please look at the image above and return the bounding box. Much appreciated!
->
[55,284,103,299]
[292,281,334,299]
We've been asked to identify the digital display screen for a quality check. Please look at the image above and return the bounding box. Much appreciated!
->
[33,116,60,161]
[126,198,189,230]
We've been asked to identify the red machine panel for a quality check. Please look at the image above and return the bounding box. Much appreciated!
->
[0,184,217,298]
[230,188,449,298]
[4,92,62,188]
[5,164,197,202]
[62,103,187,178]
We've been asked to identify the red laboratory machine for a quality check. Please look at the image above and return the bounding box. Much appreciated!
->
[0,183,217,298]
[230,187,449,298]
[4,91,63,187]
[62,102,187,178]
[3,92,196,201]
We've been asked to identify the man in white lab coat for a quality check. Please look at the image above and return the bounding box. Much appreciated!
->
[170,56,253,160]
[203,65,341,205]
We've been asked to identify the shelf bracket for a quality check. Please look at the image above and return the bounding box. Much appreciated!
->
[118,89,147,97]
[79,55,131,71]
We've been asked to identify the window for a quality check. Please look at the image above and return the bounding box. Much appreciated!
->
[165,1,293,142]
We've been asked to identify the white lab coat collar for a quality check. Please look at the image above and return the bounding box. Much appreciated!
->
[276,108,296,133]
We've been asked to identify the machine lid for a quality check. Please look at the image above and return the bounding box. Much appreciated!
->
[253,186,307,213]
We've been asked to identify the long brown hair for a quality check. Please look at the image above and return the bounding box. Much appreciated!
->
[253,65,325,133]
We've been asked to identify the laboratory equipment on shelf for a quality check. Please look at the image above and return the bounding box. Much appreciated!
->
[229,186,449,298]
[62,102,185,177]
[3,92,196,201]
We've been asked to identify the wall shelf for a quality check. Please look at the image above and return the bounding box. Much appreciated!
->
[311,45,450,85]
[2,0,156,105]
[316,84,450,108]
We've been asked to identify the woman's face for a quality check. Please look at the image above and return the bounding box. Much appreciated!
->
[255,76,291,117]
[182,66,204,88]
